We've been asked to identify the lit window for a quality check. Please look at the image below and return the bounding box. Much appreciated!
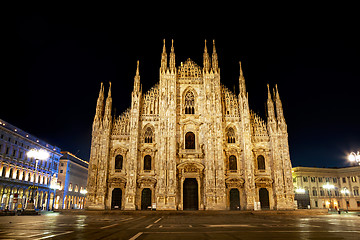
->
[75,184,79,192]
[69,183,73,191]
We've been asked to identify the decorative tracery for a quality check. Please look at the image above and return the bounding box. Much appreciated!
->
[178,58,202,78]
[227,127,236,143]
[184,91,195,114]
[144,127,153,143]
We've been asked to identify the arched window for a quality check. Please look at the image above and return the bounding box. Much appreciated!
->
[229,155,237,170]
[144,127,153,143]
[9,168,13,178]
[115,155,123,170]
[257,155,265,170]
[16,170,20,179]
[312,188,317,196]
[227,127,236,143]
[1,167,6,177]
[184,91,195,114]
[144,155,152,170]
[185,132,195,149]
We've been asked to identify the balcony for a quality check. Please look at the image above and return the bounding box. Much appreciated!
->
[178,148,204,159]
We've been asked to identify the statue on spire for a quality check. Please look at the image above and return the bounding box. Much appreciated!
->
[169,39,176,72]
[212,39,218,72]
[203,39,211,73]
[133,60,140,93]
[103,82,112,129]
[93,82,105,131]
[266,84,277,129]
[239,61,246,97]
[160,39,167,73]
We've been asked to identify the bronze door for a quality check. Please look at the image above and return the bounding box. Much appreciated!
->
[141,188,152,210]
[183,178,198,210]
[111,188,122,209]
[259,188,270,209]
[229,188,240,210]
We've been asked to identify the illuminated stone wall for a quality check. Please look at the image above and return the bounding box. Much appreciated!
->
[86,40,295,210]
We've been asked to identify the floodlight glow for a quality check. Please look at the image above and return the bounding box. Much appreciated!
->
[27,149,50,160]
[80,189,88,195]
[50,183,60,190]
[323,184,335,190]
[340,188,350,194]
[348,151,360,165]
[295,188,306,194]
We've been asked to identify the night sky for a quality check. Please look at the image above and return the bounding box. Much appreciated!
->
[4,9,359,168]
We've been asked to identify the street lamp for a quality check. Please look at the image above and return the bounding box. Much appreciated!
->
[348,151,360,165]
[25,149,49,211]
[323,183,335,210]
[80,189,88,195]
[340,188,350,213]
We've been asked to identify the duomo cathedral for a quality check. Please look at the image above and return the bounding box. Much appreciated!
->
[86,40,295,210]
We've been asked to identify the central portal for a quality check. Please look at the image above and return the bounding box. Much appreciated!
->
[183,178,198,210]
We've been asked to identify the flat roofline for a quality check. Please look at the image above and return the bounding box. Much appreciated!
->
[60,151,89,166]
[0,118,61,154]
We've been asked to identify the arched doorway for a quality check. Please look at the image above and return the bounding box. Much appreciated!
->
[229,188,240,210]
[111,188,122,209]
[259,188,269,209]
[183,178,198,210]
[141,188,152,210]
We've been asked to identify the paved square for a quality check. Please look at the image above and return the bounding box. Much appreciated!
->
[0,212,359,239]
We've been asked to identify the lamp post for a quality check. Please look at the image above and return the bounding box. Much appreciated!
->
[25,149,49,211]
[348,151,360,165]
[323,183,335,211]
[340,188,350,213]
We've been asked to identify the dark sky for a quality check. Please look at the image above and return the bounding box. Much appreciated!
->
[4,8,359,168]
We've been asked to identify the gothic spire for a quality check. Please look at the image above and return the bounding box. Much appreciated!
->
[95,82,104,116]
[103,82,112,129]
[267,84,276,121]
[160,39,167,73]
[169,39,176,72]
[104,82,112,117]
[274,84,285,122]
[212,39,218,72]
[133,60,140,92]
[203,39,210,73]
[239,61,246,96]
[93,82,105,130]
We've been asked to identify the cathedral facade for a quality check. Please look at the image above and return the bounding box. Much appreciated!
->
[86,40,295,210]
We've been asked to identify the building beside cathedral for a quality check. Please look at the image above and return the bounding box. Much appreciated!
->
[86,40,295,210]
